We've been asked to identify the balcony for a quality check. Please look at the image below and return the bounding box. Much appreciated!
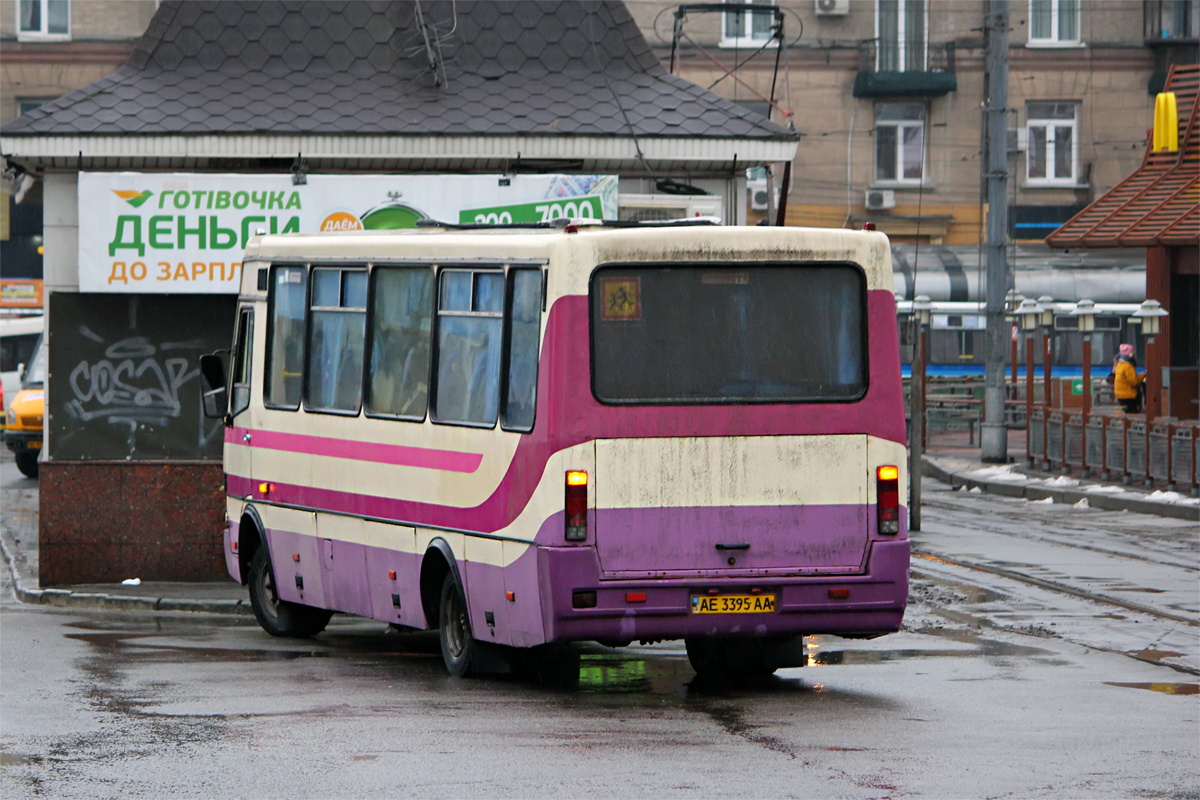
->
[1144,0,1200,45]
[853,41,957,99]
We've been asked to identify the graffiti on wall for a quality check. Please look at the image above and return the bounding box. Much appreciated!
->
[49,294,236,460]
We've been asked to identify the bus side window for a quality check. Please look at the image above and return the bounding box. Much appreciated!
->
[367,268,433,419]
[231,307,254,418]
[434,269,503,426]
[502,269,542,432]
[306,268,367,413]
[265,265,307,409]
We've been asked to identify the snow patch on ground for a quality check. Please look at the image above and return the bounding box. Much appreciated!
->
[966,464,1034,483]
[1044,476,1080,488]
[1072,498,1089,509]
[1083,484,1127,494]
[1146,490,1200,506]
[1027,497,1055,505]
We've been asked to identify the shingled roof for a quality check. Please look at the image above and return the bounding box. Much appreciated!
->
[1047,64,1200,249]
[0,0,797,174]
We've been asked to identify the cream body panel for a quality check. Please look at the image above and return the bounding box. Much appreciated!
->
[596,435,868,510]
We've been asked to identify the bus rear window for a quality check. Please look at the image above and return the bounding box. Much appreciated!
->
[591,264,866,404]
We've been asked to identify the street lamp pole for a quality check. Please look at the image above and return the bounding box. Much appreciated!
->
[909,295,933,532]
[1131,300,1170,484]
[1072,299,1097,475]
[1017,299,1043,467]
[1038,296,1056,470]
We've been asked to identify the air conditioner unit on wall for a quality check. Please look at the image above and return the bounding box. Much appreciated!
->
[865,189,896,211]
[748,179,777,211]
[618,194,722,222]
[1007,128,1028,153]
[815,0,850,16]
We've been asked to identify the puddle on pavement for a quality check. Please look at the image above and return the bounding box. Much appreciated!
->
[55,615,1052,700]
[1125,648,1185,662]
[0,751,33,766]
[1104,682,1199,695]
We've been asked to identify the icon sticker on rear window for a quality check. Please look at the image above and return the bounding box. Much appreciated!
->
[600,276,641,321]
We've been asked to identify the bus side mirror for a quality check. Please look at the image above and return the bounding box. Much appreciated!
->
[202,386,228,420]
[199,352,229,421]
[199,352,226,392]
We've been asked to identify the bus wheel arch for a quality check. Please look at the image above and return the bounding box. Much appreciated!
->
[237,506,267,587]
[419,539,464,629]
[420,541,475,677]
[239,507,332,639]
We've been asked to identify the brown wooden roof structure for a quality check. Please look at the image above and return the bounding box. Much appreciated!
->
[1047,64,1200,249]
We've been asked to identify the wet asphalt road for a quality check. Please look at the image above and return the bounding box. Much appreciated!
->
[2,475,1198,798]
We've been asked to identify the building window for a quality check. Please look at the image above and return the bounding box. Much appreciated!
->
[875,103,926,184]
[1026,102,1079,185]
[721,0,776,48]
[18,0,69,39]
[1029,0,1079,45]
[17,99,50,116]
[1145,0,1200,41]
[877,0,927,71]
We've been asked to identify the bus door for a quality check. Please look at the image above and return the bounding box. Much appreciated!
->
[593,435,871,576]
[226,306,256,494]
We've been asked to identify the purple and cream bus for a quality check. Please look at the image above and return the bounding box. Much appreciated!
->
[201,221,909,677]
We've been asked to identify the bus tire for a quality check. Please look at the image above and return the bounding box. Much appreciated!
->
[247,547,332,638]
[14,453,38,479]
[438,572,474,677]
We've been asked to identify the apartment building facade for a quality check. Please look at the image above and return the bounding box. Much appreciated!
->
[627,0,1198,243]
[1,0,157,276]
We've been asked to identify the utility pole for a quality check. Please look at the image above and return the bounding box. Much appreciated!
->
[981,0,1011,463]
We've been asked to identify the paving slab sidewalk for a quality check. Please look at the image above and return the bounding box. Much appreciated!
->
[923,452,1200,521]
[1,486,249,616]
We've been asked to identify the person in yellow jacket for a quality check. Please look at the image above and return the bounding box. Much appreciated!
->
[1113,343,1144,413]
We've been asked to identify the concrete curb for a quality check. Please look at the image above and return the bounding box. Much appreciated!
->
[923,457,1200,521]
[0,534,251,616]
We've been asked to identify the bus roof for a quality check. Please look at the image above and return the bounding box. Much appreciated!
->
[245,224,895,291]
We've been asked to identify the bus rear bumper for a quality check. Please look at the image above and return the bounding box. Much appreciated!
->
[538,540,910,644]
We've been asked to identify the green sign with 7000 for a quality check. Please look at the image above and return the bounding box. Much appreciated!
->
[459,195,603,225]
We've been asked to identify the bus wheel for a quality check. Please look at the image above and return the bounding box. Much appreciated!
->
[438,572,474,677]
[14,453,38,479]
[247,547,332,638]
[685,637,790,679]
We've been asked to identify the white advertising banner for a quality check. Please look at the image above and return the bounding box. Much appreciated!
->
[78,172,618,293]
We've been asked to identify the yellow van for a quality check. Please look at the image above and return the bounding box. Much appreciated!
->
[4,332,45,478]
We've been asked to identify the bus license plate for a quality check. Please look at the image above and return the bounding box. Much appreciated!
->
[28,441,41,449]
[691,594,776,614]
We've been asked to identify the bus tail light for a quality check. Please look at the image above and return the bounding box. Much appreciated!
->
[565,471,588,541]
[877,465,900,534]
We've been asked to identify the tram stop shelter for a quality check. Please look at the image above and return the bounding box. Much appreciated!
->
[0,0,797,584]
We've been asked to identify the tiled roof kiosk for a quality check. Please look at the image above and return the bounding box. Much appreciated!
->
[0,0,797,583]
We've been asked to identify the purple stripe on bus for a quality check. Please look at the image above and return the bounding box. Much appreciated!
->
[231,290,905,535]
[251,528,907,648]
[225,426,483,473]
